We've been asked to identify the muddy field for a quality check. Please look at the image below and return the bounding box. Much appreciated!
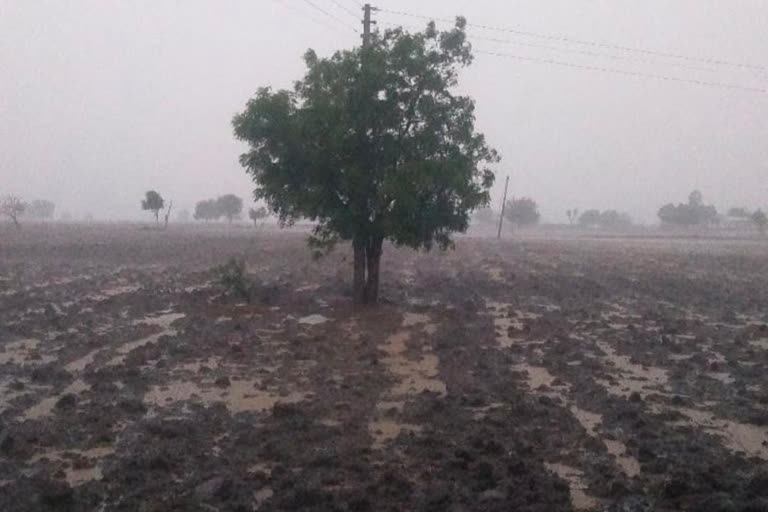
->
[1,224,767,511]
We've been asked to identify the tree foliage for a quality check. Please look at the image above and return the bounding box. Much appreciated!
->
[752,209,767,235]
[1,196,26,228]
[25,200,56,220]
[141,190,164,225]
[658,190,717,226]
[194,199,221,222]
[504,197,539,226]
[579,209,632,229]
[233,19,498,304]
[249,206,269,225]
[727,207,751,219]
[216,194,243,223]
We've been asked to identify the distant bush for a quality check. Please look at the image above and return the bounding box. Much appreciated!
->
[504,197,540,227]
[658,190,718,226]
[752,209,767,236]
[579,209,632,229]
[216,258,251,301]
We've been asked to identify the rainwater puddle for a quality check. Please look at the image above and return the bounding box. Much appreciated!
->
[368,419,421,447]
[544,462,602,511]
[0,338,56,366]
[570,405,640,477]
[106,312,185,366]
[596,341,668,397]
[30,446,114,486]
[22,379,91,420]
[672,407,768,460]
[145,378,306,413]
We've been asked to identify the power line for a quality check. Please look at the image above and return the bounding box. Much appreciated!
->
[301,0,359,33]
[329,0,360,21]
[475,49,766,93]
[379,21,722,76]
[274,0,349,35]
[378,7,767,73]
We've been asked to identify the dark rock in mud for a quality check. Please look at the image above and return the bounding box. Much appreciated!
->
[604,494,653,512]
[34,476,74,509]
[214,376,231,388]
[55,393,76,410]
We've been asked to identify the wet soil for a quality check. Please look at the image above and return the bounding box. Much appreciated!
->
[1,224,768,511]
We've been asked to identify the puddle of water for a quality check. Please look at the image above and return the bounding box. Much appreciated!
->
[368,419,421,447]
[485,267,504,282]
[144,378,306,414]
[298,314,329,325]
[512,364,561,391]
[570,406,640,478]
[30,446,114,486]
[669,353,694,361]
[596,341,668,398]
[749,339,768,350]
[178,357,221,372]
[22,379,91,420]
[402,312,431,327]
[544,462,601,511]
[87,284,141,301]
[106,312,185,366]
[294,284,320,293]
[64,349,102,373]
[673,407,768,460]
[379,329,446,396]
[0,338,56,366]
[707,372,735,384]
[253,487,274,509]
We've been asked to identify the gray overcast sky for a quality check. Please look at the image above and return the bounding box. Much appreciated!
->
[1,0,766,223]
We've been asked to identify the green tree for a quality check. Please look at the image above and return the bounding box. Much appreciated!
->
[752,209,767,236]
[579,209,601,227]
[141,190,164,225]
[504,197,540,227]
[216,194,243,223]
[249,206,269,226]
[233,20,498,304]
[194,199,220,222]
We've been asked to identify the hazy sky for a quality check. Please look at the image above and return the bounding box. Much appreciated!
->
[1,0,766,223]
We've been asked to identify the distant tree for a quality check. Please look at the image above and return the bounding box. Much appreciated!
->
[728,207,751,219]
[249,206,269,226]
[26,200,56,220]
[141,190,164,225]
[216,194,243,223]
[566,209,579,225]
[176,209,191,223]
[752,209,767,236]
[163,200,173,229]
[504,197,540,227]
[598,210,632,229]
[233,20,498,304]
[473,207,496,225]
[658,190,717,226]
[578,209,602,227]
[1,196,26,228]
[194,199,220,222]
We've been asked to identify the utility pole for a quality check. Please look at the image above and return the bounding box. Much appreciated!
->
[497,175,510,239]
[362,4,375,47]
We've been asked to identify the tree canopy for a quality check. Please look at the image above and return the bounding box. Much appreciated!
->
[216,194,243,223]
[233,19,498,303]
[249,207,269,225]
[26,200,56,220]
[752,209,767,235]
[658,190,717,226]
[504,197,540,227]
[141,190,164,224]
[1,196,26,228]
[194,199,220,222]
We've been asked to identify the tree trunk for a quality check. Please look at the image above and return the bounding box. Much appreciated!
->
[155,210,159,226]
[352,236,366,304]
[363,237,383,304]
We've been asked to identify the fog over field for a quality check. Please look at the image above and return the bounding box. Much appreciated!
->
[1,1,766,223]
